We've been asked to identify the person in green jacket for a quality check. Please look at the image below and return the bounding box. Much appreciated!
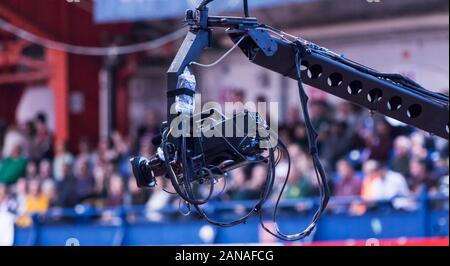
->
[284,163,317,200]
[0,144,27,185]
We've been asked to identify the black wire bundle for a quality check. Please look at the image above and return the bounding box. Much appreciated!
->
[158,41,331,240]
[258,43,331,241]
[161,122,276,227]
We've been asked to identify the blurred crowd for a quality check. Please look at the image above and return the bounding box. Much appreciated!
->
[0,93,449,226]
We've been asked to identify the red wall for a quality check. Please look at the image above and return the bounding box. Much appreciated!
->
[0,84,24,125]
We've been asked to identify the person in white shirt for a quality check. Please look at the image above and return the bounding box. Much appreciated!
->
[366,161,414,210]
[0,185,16,246]
[371,167,410,200]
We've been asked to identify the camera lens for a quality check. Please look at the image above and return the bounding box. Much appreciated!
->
[130,156,159,188]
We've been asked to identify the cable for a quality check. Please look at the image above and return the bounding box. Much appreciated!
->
[160,126,214,206]
[198,0,215,9]
[166,114,277,227]
[159,92,325,235]
[162,188,178,195]
[190,148,276,228]
[190,35,247,68]
[259,44,331,241]
[256,25,298,42]
[181,134,216,205]
[0,18,187,56]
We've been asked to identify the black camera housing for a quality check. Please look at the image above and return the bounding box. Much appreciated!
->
[131,110,272,189]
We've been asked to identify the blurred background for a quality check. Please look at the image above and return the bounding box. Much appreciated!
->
[0,0,448,246]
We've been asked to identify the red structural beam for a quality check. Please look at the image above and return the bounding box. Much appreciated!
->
[0,39,50,84]
[0,40,49,73]
[0,71,48,85]
[46,49,69,144]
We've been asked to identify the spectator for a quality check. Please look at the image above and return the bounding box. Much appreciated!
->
[24,178,49,213]
[0,143,27,185]
[360,160,379,200]
[410,132,429,160]
[92,166,108,200]
[292,123,309,152]
[321,121,356,168]
[284,163,316,199]
[38,159,53,181]
[41,179,58,208]
[74,138,95,174]
[29,113,54,161]
[361,161,410,201]
[286,106,300,128]
[244,165,269,200]
[25,161,38,179]
[146,178,175,222]
[16,178,49,227]
[53,141,74,182]
[0,184,15,246]
[363,119,393,161]
[13,178,27,216]
[228,165,268,201]
[73,159,96,204]
[2,125,26,159]
[133,110,160,156]
[128,178,151,206]
[434,152,449,182]
[309,100,331,134]
[308,100,331,147]
[56,162,78,208]
[112,131,132,179]
[408,158,437,195]
[0,184,15,214]
[335,102,365,132]
[0,185,10,208]
[334,159,362,197]
[278,125,293,146]
[227,167,250,200]
[105,175,124,207]
[390,136,412,177]
[93,137,117,167]
[438,175,449,197]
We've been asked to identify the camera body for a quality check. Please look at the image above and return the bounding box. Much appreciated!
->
[131,109,272,189]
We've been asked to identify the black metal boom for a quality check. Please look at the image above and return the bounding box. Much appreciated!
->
[167,6,449,140]
[227,30,449,139]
